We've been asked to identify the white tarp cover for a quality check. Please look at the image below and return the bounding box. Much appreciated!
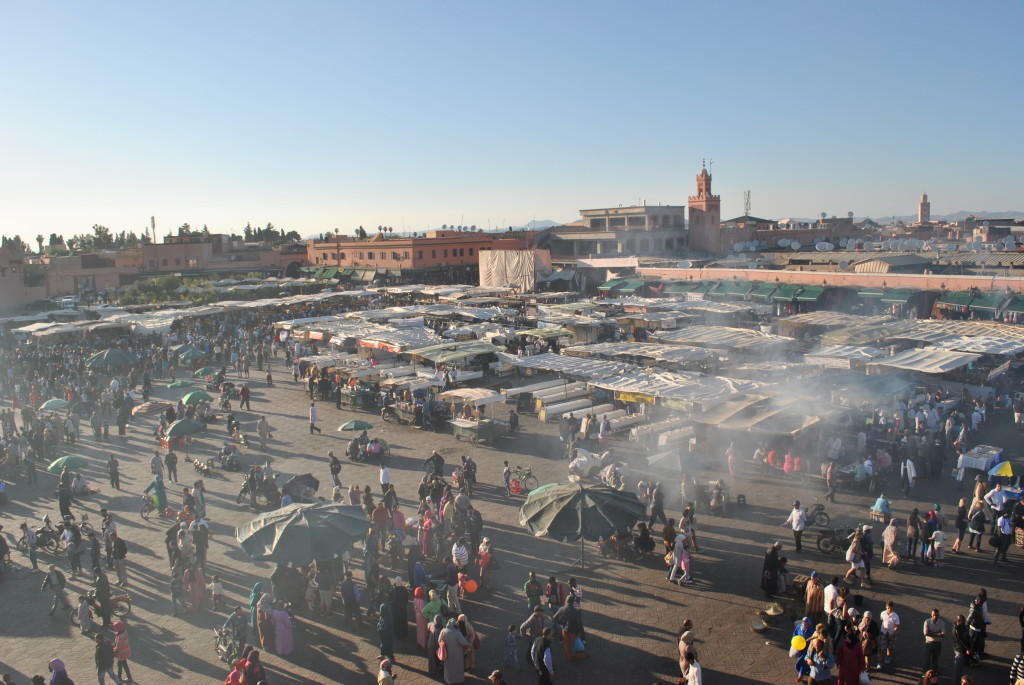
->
[652,325,794,353]
[479,250,551,293]
[590,370,760,407]
[804,344,888,368]
[867,348,981,375]
[887,320,1024,343]
[929,336,1024,356]
[437,388,504,406]
[498,351,634,379]
[406,340,498,363]
[692,393,821,436]
[779,312,895,328]
[577,257,639,268]
[562,342,713,365]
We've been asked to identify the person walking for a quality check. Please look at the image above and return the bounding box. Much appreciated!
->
[164,451,178,484]
[825,460,837,503]
[922,608,945,674]
[94,633,123,685]
[994,509,1013,564]
[532,627,555,685]
[40,564,70,615]
[309,402,322,434]
[328,451,342,488]
[150,450,164,478]
[112,621,132,683]
[107,454,120,491]
[553,594,585,662]
[257,416,270,449]
[783,501,807,552]
[648,482,668,527]
[19,522,39,571]
[877,600,900,669]
[111,533,128,587]
[953,614,971,681]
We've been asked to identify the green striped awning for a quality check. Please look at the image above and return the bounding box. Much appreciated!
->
[598,278,626,291]
[938,291,974,307]
[857,287,885,298]
[880,289,914,304]
[611,279,645,293]
[663,282,692,294]
[714,280,753,297]
[749,283,778,301]
[795,286,825,302]
[772,284,802,302]
[969,293,1005,312]
[1005,297,1024,313]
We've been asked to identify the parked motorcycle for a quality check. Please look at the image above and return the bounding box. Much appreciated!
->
[213,627,240,664]
[816,526,857,556]
[70,589,132,625]
[17,515,59,554]
[219,443,242,471]
[231,427,250,448]
[809,498,831,527]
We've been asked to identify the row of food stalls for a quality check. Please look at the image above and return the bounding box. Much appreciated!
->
[597,277,1024,323]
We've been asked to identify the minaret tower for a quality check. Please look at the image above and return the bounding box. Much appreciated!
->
[687,160,722,253]
[918,193,931,224]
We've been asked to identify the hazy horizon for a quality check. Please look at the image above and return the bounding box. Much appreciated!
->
[2,1,1022,246]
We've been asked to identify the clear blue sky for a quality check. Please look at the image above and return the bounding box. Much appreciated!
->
[2,1,1022,245]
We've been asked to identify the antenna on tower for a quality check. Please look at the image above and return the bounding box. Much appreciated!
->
[743,190,751,216]
[150,216,156,244]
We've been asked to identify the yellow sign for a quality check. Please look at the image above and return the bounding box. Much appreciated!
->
[616,391,654,404]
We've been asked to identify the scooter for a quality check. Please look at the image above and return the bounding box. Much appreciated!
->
[213,627,240,664]
[219,443,242,472]
[808,498,831,527]
[18,515,59,554]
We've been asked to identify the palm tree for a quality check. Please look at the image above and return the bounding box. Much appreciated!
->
[36,235,44,254]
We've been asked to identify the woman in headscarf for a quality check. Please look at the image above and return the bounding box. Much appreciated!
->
[47,658,73,685]
[413,586,428,649]
[224,659,245,685]
[761,542,781,596]
[835,628,865,685]
[272,600,294,656]
[184,561,206,612]
[257,592,275,651]
[427,615,445,677]
[804,572,825,626]
[413,559,430,590]
[458,613,478,672]
[248,582,263,636]
[792,616,814,682]
[390,577,410,640]
[677,621,698,681]
[440,617,469,684]
[859,610,879,670]
[377,658,396,685]
[377,600,395,662]
[420,510,435,557]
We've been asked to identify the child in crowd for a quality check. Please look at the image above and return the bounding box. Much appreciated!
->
[207,574,225,610]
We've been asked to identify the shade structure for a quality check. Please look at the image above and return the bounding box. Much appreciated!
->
[132,401,174,417]
[194,367,217,377]
[48,455,88,474]
[337,420,373,432]
[281,474,320,501]
[519,483,646,543]
[178,349,207,363]
[170,343,200,355]
[86,348,138,370]
[168,381,193,388]
[989,461,1014,477]
[181,391,214,405]
[165,419,205,437]
[39,398,69,412]
[236,502,369,566]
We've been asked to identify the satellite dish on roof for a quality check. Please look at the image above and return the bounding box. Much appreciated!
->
[839,261,850,270]
[839,238,849,247]
[790,241,802,250]
[677,260,693,268]
[864,241,876,250]
[944,243,956,252]
[983,221,990,227]
[778,238,791,247]
[825,243,835,250]
[815,242,828,251]
[748,261,758,269]
[733,242,745,252]
[846,241,858,251]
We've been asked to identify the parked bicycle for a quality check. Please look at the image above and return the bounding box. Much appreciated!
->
[509,465,539,495]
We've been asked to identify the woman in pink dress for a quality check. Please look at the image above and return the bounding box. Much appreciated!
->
[420,511,435,557]
[413,586,428,649]
[272,600,294,656]
[835,628,865,685]
[184,563,205,612]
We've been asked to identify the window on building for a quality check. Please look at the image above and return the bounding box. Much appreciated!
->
[340,252,345,259]
[431,250,436,258]
[468,248,474,256]
[609,217,626,227]
[418,251,423,259]
[443,249,448,258]
[404,251,410,259]
[161,258,168,266]
[589,218,606,229]
[639,239,649,252]
[175,258,181,266]
[627,216,645,227]
[149,260,157,269]
[392,252,400,261]
[367,251,374,259]
[359,252,364,259]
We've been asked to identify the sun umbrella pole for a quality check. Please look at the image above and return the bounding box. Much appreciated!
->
[570,536,587,569]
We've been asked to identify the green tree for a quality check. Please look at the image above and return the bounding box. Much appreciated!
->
[357,226,368,239]
[36,235,44,254]
[177,223,192,237]
[1,235,29,253]
[243,223,254,241]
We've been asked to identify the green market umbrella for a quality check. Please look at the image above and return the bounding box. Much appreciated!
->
[86,348,138,370]
[194,367,217,377]
[181,391,214,405]
[519,483,645,567]
[236,502,369,566]
[165,419,205,437]
[337,420,374,431]
[39,398,69,412]
[170,343,200,355]
[168,381,193,388]
[178,349,207,363]
[48,455,88,474]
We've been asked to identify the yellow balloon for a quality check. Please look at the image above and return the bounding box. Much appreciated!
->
[791,635,807,651]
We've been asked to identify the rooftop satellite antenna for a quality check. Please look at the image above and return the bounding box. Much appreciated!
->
[743,190,751,216]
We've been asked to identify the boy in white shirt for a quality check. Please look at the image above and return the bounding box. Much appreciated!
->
[928,525,946,567]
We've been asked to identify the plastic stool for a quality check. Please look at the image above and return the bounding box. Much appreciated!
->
[736,494,746,506]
